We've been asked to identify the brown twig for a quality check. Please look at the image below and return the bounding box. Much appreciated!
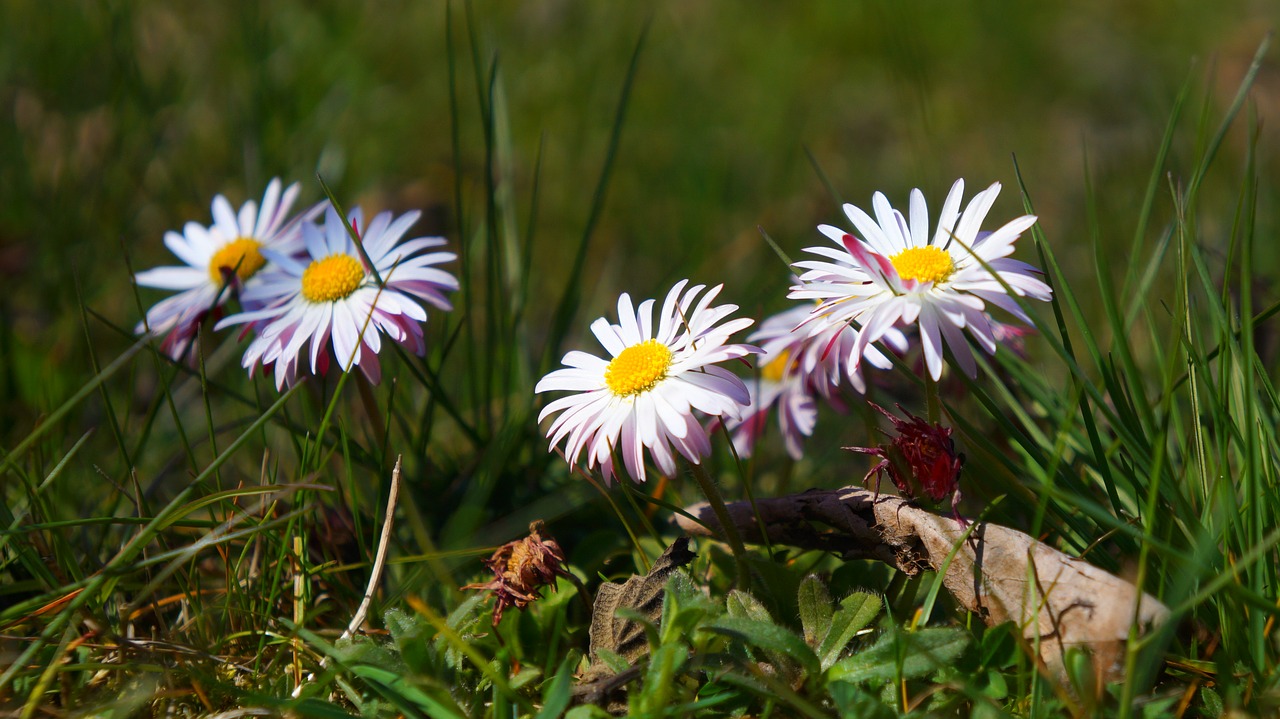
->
[676,485,1170,684]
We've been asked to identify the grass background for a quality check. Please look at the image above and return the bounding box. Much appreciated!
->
[3,1,1280,715]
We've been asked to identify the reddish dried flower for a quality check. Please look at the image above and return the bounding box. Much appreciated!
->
[846,403,964,508]
[464,520,570,626]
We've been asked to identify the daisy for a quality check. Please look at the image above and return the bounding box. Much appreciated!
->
[535,280,761,484]
[789,179,1052,380]
[725,342,816,461]
[216,205,457,389]
[134,178,317,359]
[725,304,907,459]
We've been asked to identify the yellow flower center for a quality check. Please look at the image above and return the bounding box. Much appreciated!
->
[889,246,954,284]
[207,238,266,285]
[761,350,792,383]
[301,254,365,303]
[604,339,673,397]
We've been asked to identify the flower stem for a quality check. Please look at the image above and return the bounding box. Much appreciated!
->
[687,460,749,583]
[924,372,942,425]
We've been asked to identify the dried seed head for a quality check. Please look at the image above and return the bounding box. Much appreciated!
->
[846,402,964,507]
[464,520,570,626]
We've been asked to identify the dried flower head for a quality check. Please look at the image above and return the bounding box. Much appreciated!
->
[464,521,570,626]
[846,403,964,509]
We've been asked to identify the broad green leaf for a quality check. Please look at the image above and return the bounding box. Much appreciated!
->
[797,575,833,648]
[702,617,820,678]
[818,592,882,670]
[827,626,969,685]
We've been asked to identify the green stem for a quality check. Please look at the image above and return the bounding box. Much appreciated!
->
[924,372,942,425]
[687,461,749,583]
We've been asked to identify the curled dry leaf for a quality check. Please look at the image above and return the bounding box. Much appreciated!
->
[676,486,1169,684]
[574,538,696,705]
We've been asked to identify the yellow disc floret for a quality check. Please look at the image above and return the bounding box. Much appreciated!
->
[761,349,792,383]
[889,245,955,284]
[208,238,266,285]
[301,254,365,303]
[605,339,674,397]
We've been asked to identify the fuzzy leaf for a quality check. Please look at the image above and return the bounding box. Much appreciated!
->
[702,617,820,678]
[827,626,969,685]
[725,589,772,622]
[797,575,834,648]
[818,591,882,670]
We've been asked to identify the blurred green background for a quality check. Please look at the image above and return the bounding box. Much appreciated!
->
[1,0,1277,431]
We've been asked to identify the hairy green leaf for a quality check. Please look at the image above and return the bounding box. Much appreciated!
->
[818,591,882,670]
[797,574,834,648]
[827,626,969,685]
[702,617,820,678]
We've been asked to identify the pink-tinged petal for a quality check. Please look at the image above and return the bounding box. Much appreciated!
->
[281,305,323,363]
[729,406,768,459]
[671,414,711,464]
[622,415,648,483]
[918,308,944,381]
[843,201,895,257]
[966,309,998,355]
[937,312,977,378]
[841,235,899,290]
[649,389,688,439]
[850,301,903,371]
[309,304,334,373]
[635,395,658,446]
[359,348,382,384]
[331,302,359,370]
[648,432,678,477]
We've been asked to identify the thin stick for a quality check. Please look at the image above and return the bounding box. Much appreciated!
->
[343,455,402,640]
[291,456,403,698]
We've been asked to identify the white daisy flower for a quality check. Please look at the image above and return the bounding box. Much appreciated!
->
[725,345,816,461]
[789,179,1052,380]
[134,178,318,359]
[216,205,457,389]
[535,280,762,484]
[725,304,906,460]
